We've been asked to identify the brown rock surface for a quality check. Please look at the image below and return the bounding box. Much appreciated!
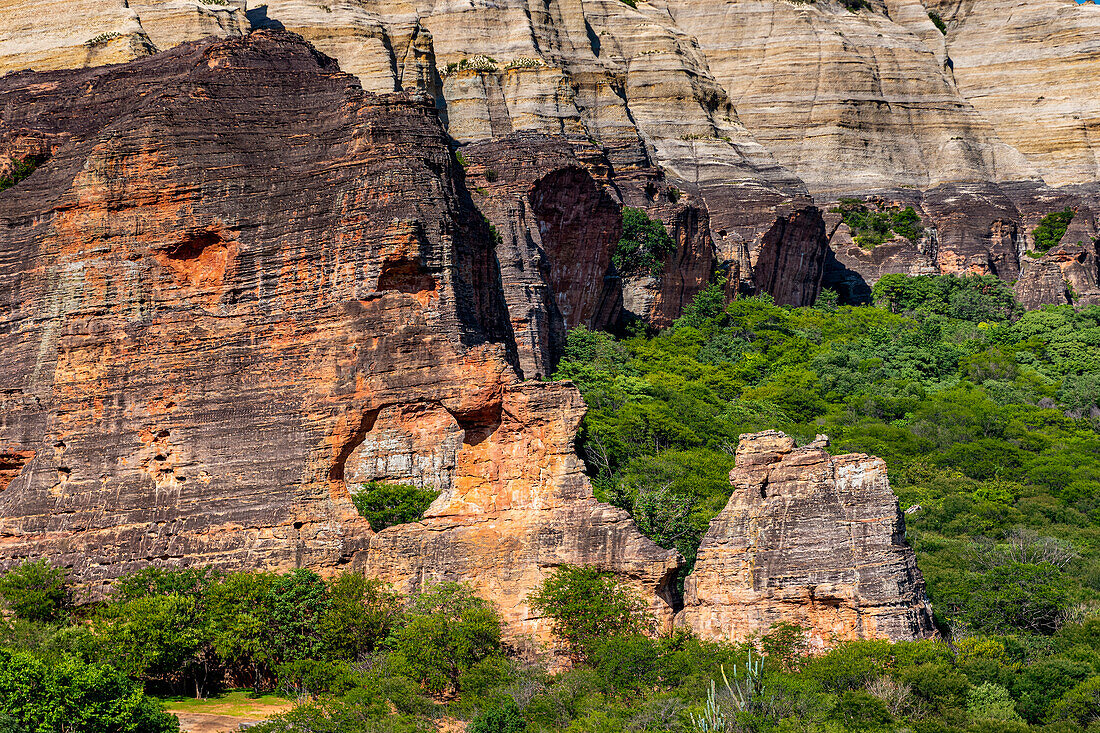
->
[750,209,829,306]
[459,133,623,378]
[680,431,935,648]
[0,33,679,638]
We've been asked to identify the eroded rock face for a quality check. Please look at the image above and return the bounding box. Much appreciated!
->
[460,133,623,379]
[750,209,829,306]
[680,431,935,648]
[666,0,1038,196]
[0,0,245,74]
[0,33,679,639]
[928,0,1100,187]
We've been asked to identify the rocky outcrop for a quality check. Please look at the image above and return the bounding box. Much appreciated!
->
[680,431,936,647]
[0,32,679,638]
[617,182,719,329]
[1014,201,1100,309]
[750,209,829,306]
[822,214,937,303]
[459,133,623,379]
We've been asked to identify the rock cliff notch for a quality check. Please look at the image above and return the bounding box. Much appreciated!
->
[0,32,678,637]
[680,431,936,647]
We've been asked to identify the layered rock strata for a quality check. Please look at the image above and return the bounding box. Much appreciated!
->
[928,0,1100,187]
[680,431,936,647]
[0,33,678,636]
[0,0,246,74]
[666,0,1038,196]
[458,133,623,378]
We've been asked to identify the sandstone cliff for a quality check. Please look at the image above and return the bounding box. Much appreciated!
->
[927,0,1100,187]
[0,32,679,637]
[680,431,936,647]
[665,0,1038,196]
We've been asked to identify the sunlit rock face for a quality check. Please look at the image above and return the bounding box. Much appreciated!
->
[0,33,680,644]
[679,431,937,649]
[926,0,1100,188]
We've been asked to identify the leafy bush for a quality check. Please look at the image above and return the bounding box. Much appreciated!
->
[967,682,1023,722]
[0,158,41,193]
[1031,207,1075,253]
[321,574,401,661]
[872,273,1020,322]
[470,698,526,733]
[529,565,654,661]
[613,207,675,277]
[387,582,502,694]
[0,561,68,624]
[0,648,178,733]
[351,481,439,531]
[928,11,947,34]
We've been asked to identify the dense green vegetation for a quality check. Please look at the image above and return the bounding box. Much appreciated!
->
[351,481,439,531]
[1031,208,1075,253]
[833,199,924,250]
[7,560,1100,732]
[4,273,1100,731]
[555,275,1100,627]
[613,207,676,277]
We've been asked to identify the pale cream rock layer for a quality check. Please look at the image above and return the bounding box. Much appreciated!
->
[664,0,1038,195]
[0,0,246,74]
[929,0,1100,186]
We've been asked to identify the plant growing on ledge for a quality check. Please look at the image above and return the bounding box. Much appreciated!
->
[833,198,923,250]
[351,481,440,530]
[928,10,947,34]
[1031,206,1075,253]
[612,206,675,277]
[0,157,41,193]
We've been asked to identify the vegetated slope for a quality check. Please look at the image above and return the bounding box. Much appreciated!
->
[4,277,1100,733]
[555,276,1100,640]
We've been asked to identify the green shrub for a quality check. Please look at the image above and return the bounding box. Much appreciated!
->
[528,565,654,661]
[351,481,439,531]
[1049,675,1100,727]
[613,207,675,277]
[966,682,1023,723]
[112,566,217,602]
[0,561,68,624]
[589,634,660,695]
[0,158,40,193]
[928,11,947,34]
[470,698,526,733]
[833,690,893,730]
[320,574,401,661]
[833,199,923,249]
[0,648,178,733]
[276,659,359,697]
[1032,207,1075,253]
[387,582,502,695]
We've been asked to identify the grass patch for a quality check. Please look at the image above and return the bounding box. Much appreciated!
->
[159,690,292,717]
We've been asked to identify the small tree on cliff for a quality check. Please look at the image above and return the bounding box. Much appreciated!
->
[528,564,654,661]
